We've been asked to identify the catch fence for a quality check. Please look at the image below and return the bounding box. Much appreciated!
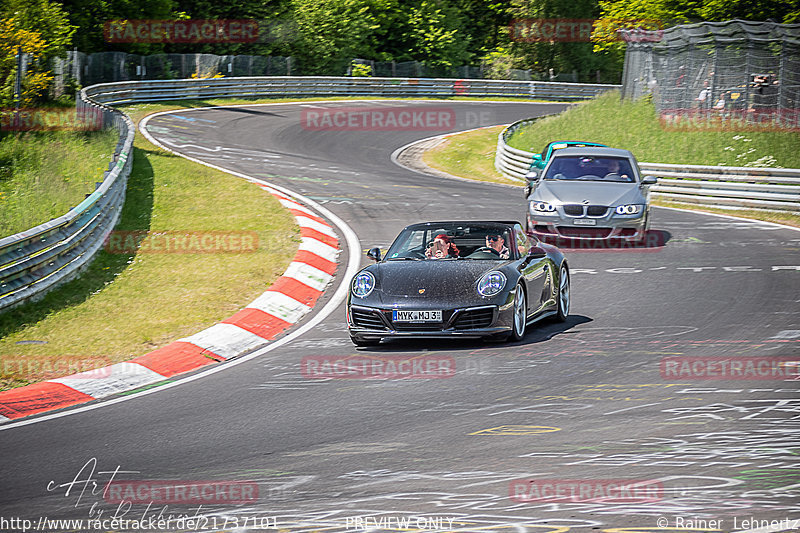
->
[621,19,800,131]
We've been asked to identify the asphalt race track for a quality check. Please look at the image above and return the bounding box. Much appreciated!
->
[1,100,799,532]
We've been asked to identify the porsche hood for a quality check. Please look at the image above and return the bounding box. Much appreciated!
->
[370,260,505,298]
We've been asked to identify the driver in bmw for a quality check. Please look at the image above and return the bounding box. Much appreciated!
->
[486,234,509,258]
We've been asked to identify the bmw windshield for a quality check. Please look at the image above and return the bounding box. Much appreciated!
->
[544,156,635,183]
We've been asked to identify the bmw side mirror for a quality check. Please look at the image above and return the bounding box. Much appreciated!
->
[524,170,539,197]
[366,247,382,262]
[528,246,547,259]
[642,176,658,185]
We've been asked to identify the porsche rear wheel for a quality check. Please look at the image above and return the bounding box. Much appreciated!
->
[510,284,527,341]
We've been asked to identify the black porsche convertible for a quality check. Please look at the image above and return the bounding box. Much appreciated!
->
[347,221,570,346]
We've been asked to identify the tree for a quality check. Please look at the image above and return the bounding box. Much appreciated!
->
[0,18,53,107]
[289,0,394,75]
[406,0,472,75]
[56,0,176,54]
[1,0,76,58]
[0,0,76,106]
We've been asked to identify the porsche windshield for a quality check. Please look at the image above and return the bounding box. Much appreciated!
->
[544,156,635,183]
[385,224,514,260]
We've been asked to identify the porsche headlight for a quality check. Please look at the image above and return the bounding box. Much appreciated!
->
[530,201,557,213]
[478,271,507,297]
[352,271,375,298]
[615,204,642,215]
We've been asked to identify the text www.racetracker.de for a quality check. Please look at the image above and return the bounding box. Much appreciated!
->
[0,515,278,532]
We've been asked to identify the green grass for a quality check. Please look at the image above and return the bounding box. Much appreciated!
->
[0,130,119,237]
[422,126,516,185]
[0,105,298,391]
[423,91,800,227]
[507,91,800,168]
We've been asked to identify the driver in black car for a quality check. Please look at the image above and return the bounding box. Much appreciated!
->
[485,234,509,258]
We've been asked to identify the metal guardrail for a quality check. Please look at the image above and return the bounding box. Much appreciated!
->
[495,119,800,212]
[0,93,134,311]
[84,76,620,105]
[0,76,619,312]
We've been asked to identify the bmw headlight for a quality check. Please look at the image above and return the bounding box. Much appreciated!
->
[352,271,375,298]
[615,204,643,215]
[478,271,507,297]
[530,201,557,213]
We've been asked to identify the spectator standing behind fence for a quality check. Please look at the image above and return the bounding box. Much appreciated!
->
[696,81,711,109]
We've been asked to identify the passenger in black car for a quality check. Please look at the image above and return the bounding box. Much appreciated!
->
[425,234,460,259]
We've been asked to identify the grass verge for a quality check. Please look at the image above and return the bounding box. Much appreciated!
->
[423,91,800,227]
[507,91,800,168]
[0,103,299,391]
[421,126,517,186]
[0,130,119,236]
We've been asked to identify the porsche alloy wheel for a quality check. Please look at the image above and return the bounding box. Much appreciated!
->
[510,284,527,341]
[556,265,570,322]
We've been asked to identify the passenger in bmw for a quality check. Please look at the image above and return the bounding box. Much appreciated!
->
[425,234,460,259]
[486,234,509,259]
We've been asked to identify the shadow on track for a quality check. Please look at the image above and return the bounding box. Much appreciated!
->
[351,314,592,353]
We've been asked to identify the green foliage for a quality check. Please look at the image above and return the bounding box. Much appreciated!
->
[56,0,177,54]
[0,0,76,58]
[406,0,472,74]
[0,0,76,106]
[349,61,373,77]
[289,0,390,75]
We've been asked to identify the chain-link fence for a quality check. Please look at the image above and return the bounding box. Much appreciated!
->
[347,59,486,79]
[55,51,583,94]
[621,19,800,130]
[53,51,294,91]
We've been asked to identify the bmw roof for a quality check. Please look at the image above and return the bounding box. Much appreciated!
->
[550,146,636,159]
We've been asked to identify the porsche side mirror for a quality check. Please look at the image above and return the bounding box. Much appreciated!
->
[642,176,658,185]
[366,247,381,262]
[528,246,547,259]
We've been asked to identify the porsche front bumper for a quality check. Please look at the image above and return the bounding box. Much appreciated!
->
[348,304,511,340]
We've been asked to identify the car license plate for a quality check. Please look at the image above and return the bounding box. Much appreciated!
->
[573,219,597,226]
[393,310,442,322]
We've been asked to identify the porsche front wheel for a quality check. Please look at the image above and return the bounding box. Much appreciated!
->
[555,265,570,322]
[510,284,527,341]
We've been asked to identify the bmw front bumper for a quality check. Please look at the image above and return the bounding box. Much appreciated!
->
[527,209,647,241]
